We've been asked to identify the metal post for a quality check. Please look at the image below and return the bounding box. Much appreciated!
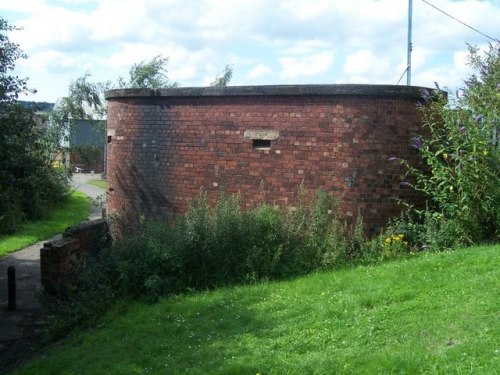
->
[7,266,16,311]
[407,0,413,86]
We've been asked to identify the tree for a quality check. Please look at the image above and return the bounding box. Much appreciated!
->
[0,17,70,234]
[50,55,180,174]
[52,55,178,138]
[210,64,233,87]
[118,55,178,89]
[0,18,34,101]
[51,73,106,139]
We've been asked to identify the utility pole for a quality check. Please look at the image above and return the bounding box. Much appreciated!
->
[407,0,413,85]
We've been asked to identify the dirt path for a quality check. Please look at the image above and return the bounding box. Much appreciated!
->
[0,174,106,371]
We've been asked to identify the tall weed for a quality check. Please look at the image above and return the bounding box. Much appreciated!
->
[57,189,368,328]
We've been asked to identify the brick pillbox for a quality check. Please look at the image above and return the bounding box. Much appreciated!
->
[105,84,433,234]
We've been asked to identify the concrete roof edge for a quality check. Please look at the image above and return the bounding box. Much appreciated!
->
[105,84,438,100]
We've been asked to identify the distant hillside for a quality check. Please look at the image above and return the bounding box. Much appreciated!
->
[17,100,54,112]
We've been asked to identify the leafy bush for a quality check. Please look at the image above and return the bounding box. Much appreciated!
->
[49,190,367,332]
[0,103,71,233]
[379,210,472,253]
[399,44,500,245]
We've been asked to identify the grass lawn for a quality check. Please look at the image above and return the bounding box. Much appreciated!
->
[87,179,107,189]
[11,244,499,374]
[0,191,91,256]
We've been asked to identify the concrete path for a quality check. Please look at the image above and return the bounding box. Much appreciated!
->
[0,174,106,371]
[71,173,107,209]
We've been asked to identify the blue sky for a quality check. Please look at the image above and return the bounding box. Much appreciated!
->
[3,0,499,102]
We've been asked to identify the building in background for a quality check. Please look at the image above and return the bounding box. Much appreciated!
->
[70,119,106,173]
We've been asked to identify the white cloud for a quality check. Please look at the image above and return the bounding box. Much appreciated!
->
[1,0,44,13]
[341,49,397,84]
[9,7,91,51]
[90,1,151,41]
[343,50,376,75]
[18,50,79,73]
[279,51,334,80]
[279,40,332,56]
[106,44,168,72]
[2,0,498,102]
[247,64,273,80]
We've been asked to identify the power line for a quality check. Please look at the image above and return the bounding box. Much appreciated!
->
[421,0,500,43]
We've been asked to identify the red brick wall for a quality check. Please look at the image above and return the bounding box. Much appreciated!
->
[40,218,109,296]
[105,85,428,233]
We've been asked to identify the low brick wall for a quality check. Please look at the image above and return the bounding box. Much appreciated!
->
[40,218,110,296]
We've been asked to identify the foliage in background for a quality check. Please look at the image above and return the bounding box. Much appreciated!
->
[0,17,71,234]
[73,144,102,171]
[51,55,234,149]
[395,43,500,249]
[210,64,234,87]
[117,55,178,89]
[17,100,54,112]
[49,55,180,163]
[49,73,107,149]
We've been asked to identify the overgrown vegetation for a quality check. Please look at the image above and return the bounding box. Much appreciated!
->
[15,244,499,374]
[44,189,372,331]
[390,43,500,250]
[0,17,71,234]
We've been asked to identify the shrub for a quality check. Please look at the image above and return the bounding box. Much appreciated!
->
[50,189,368,332]
[0,104,71,233]
[399,44,500,245]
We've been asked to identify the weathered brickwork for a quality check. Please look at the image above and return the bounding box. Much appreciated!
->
[105,85,430,233]
[40,219,109,295]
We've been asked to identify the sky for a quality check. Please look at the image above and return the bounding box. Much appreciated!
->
[2,0,500,103]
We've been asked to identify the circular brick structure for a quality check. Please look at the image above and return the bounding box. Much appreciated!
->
[105,84,431,233]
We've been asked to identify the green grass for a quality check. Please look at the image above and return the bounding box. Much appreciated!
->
[0,191,91,256]
[11,245,500,374]
[87,179,107,189]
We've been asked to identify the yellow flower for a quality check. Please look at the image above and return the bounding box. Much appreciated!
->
[483,149,488,156]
